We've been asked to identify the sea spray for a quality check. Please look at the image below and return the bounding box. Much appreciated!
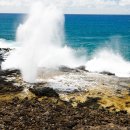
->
[2,2,86,82]
[0,39,16,48]
[86,49,130,77]
[1,2,130,82]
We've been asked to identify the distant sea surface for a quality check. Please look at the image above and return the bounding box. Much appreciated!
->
[0,14,130,60]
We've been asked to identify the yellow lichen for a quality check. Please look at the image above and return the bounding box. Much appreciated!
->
[0,89,35,101]
[59,85,130,113]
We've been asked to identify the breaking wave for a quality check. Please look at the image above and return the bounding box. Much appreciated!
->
[2,1,130,82]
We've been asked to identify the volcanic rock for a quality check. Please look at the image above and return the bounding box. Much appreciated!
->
[100,71,115,76]
[0,48,11,70]
[29,87,59,98]
[0,69,23,93]
[76,65,89,72]
[59,66,77,72]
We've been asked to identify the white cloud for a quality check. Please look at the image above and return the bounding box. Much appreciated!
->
[0,0,129,14]
[119,0,130,6]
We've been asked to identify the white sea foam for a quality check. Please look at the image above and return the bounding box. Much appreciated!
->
[2,1,130,83]
[0,39,16,48]
[2,2,86,82]
[86,49,130,77]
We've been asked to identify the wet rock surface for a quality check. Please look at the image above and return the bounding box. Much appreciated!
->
[29,87,59,98]
[100,71,115,76]
[59,66,78,72]
[0,48,130,129]
[0,48,11,69]
[0,67,130,129]
[0,48,10,61]
[0,68,130,129]
[58,65,89,73]
[0,69,23,94]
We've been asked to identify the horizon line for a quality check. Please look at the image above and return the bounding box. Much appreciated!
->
[0,13,130,15]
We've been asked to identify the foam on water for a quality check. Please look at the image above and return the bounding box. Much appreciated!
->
[0,39,16,48]
[86,49,130,77]
[1,1,130,83]
[2,2,86,82]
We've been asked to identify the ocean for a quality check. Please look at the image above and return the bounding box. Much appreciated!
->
[65,15,130,61]
[0,14,130,60]
[1,13,130,79]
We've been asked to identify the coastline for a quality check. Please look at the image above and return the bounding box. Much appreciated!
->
[0,48,130,129]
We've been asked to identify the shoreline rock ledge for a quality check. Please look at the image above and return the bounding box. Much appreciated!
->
[0,48,130,129]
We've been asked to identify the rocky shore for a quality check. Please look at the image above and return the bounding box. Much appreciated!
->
[0,48,130,130]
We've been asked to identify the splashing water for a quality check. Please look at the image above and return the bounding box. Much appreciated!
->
[2,2,86,82]
[86,49,130,77]
[2,1,130,83]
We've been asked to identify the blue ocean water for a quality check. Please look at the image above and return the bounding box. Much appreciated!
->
[0,14,130,60]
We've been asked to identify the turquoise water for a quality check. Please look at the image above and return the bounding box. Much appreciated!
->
[0,14,130,60]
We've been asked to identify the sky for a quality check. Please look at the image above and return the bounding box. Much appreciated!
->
[0,0,130,14]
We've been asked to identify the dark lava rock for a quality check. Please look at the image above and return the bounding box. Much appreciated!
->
[100,71,115,76]
[0,48,10,60]
[0,76,23,93]
[76,65,89,72]
[0,69,23,94]
[0,69,20,76]
[0,97,129,130]
[58,66,77,72]
[0,48,11,70]
[59,65,89,73]
[29,87,59,98]
[78,97,101,109]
